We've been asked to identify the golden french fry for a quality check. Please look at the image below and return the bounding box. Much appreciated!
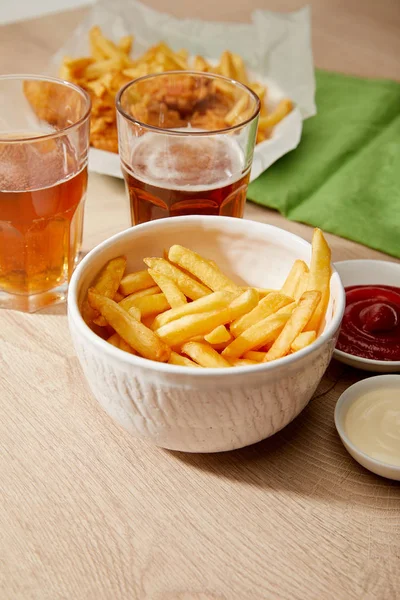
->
[281,260,309,299]
[204,325,232,344]
[294,273,309,302]
[89,26,108,60]
[182,342,231,368]
[230,291,293,337]
[258,99,293,129]
[228,288,259,320]
[249,82,266,100]
[265,291,321,361]
[118,35,133,55]
[118,285,161,311]
[243,350,268,362]
[147,268,187,308]
[82,256,126,324]
[88,290,170,362]
[227,358,258,367]
[128,293,170,318]
[193,55,210,72]
[127,306,141,321]
[119,270,155,296]
[152,291,235,330]
[107,333,121,348]
[119,338,136,354]
[291,330,317,353]
[222,313,291,359]
[304,229,332,332]
[93,256,127,298]
[156,310,231,347]
[144,257,211,300]
[225,94,248,126]
[114,291,124,303]
[168,245,242,294]
[219,50,236,79]
[242,287,275,297]
[168,351,201,367]
[156,288,258,346]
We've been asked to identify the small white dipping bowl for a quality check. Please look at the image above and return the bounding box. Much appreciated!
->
[335,375,400,481]
[333,260,400,373]
[68,216,345,453]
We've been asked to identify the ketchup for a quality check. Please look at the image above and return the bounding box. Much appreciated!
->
[336,285,400,361]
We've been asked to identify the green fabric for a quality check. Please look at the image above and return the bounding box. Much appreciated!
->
[247,70,400,258]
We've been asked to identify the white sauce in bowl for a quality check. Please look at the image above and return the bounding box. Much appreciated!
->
[344,389,400,466]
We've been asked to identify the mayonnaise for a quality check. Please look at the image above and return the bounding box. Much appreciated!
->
[344,389,400,466]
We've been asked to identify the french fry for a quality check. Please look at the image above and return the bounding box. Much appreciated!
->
[118,286,161,311]
[107,333,121,348]
[294,273,309,303]
[193,55,210,72]
[230,291,293,338]
[204,325,232,344]
[226,358,258,366]
[219,50,236,79]
[222,313,291,359]
[231,54,248,85]
[114,291,124,303]
[281,260,309,299]
[82,256,126,324]
[243,350,268,362]
[88,290,170,362]
[305,229,332,332]
[248,287,275,298]
[291,330,317,353]
[182,342,231,368]
[156,310,231,347]
[118,35,134,55]
[127,306,141,321]
[228,288,259,320]
[127,293,170,318]
[264,291,321,361]
[119,338,136,354]
[168,351,201,368]
[152,291,235,330]
[119,270,155,296]
[143,257,211,300]
[168,245,242,294]
[225,94,248,126]
[258,99,293,129]
[147,268,187,308]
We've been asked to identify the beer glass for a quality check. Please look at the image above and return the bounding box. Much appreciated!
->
[116,71,260,225]
[0,75,91,312]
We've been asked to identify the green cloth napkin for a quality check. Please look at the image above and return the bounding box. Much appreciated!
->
[247,70,400,258]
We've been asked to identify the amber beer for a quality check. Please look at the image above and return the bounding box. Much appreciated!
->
[121,132,250,225]
[0,137,87,295]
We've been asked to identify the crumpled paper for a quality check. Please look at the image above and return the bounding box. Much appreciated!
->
[50,0,315,180]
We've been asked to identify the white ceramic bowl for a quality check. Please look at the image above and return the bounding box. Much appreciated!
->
[335,375,400,481]
[68,216,345,453]
[333,260,400,373]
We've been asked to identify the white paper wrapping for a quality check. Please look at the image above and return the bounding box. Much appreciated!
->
[50,0,315,180]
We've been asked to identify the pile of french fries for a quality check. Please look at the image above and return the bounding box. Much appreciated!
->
[60,26,293,152]
[82,229,331,368]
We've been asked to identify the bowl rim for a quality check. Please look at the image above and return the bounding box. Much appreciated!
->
[68,216,346,377]
[333,259,400,368]
[334,374,400,473]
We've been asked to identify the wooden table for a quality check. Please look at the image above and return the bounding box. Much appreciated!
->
[1,3,399,599]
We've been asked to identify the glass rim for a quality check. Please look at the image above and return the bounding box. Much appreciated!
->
[115,70,260,136]
[0,74,91,143]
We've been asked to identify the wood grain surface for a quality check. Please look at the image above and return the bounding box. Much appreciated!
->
[1,2,400,599]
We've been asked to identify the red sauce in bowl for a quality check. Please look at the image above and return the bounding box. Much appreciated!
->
[336,285,400,361]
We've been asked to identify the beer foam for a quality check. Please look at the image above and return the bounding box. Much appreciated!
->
[127,130,245,192]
